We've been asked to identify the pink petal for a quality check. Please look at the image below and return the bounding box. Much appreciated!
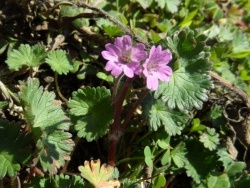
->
[102,51,118,61]
[123,65,134,78]
[160,66,173,75]
[111,65,123,76]
[122,35,132,51]
[149,46,156,59]
[105,61,116,71]
[105,44,121,56]
[156,71,170,82]
[114,35,132,51]
[128,62,142,75]
[146,75,158,91]
[131,45,147,62]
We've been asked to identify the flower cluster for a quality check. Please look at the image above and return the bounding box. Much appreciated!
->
[102,35,172,91]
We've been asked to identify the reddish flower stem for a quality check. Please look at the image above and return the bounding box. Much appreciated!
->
[108,77,133,166]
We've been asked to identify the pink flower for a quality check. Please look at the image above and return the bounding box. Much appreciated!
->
[101,35,147,78]
[143,45,172,91]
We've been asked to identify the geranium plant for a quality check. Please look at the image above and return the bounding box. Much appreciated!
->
[0,0,249,188]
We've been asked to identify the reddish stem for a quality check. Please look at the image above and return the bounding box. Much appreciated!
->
[108,78,133,166]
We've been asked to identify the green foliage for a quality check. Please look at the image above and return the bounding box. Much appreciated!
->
[155,28,213,111]
[216,146,234,169]
[25,174,86,188]
[152,174,166,188]
[19,78,70,131]
[45,50,73,75]
[185,138,219,183]
[68,87,113,142]
[170,142,187,168]
[144,146,154,168]
[190,118,206,133]
[0,119,31,179]
[0,0,250,187]
[199,128,219,151]
[143,95,189,135]
[0,101,8,109]
[59,5,89,28]
[193,173,230,188]
[19,78,74,174]
[5,44,46,70]
[156,0,180,13]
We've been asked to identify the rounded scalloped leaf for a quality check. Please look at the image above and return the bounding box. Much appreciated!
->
[5,44,46,71]
[155,28,213,111]
[37,131,74,174]
[68,87,113,142]
[45,50,73,75]
[0,119,32,178]
[155,68,212,111]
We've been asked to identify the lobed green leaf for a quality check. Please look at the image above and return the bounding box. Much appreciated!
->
[24,174,86,188]
[68,86,113,142]
[155,28,213,111]
[5,44,46,70]
[143,95,189,135]
[0,119,32,179]
[45,50,73,75]
[199,128,219,151]
[19,78,74,174]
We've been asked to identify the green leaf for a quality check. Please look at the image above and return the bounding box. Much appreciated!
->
[103,25,124,37]
[45,50,73,75]
[161,149,171,165]
[234,172,250,188]
[0,119,31,178]
[19,78,70,131]
[144,146,153,168]
[24,174,86,188]
[121,178,141,188]
[193,173,231,188]
[171,142,187,168]
[165,0,180,13]
[5,44,46,70]
[190,118,206,133]
[232,30,250,53]
[0,101,8,109]
[216,146,234,169]
[96,72,114,83]
[77,64,97,80]
[59,5,89,28]
[157,135,171,149]
[143,96,189,135]
[150,30,162,43]
[136,0,153,9]
[19,78,74,174]
[199,128,219,151]
[156,0,180,13]
[179,9,198,28]
[152,174,166,188]
[226,162,246,177]
[155,28,213,111]
[37,131,75,174]
[68,87,113,142]
[185,139,219,183]
[206,173,230,188]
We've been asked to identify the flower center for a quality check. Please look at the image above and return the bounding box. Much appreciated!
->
[119,51,131,64]
[147,61,159,73]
